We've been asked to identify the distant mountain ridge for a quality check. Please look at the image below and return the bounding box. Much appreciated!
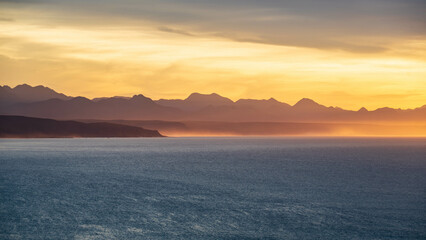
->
[1,84,425,122]
[0,84,71,105]
[1,92,181,120]
[156,92,234,111]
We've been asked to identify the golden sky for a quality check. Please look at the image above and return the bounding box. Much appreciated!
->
[1,0,425,110]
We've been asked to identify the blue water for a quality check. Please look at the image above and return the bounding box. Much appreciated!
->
[0,137,425,239]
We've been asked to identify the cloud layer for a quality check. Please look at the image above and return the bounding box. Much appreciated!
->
[2,0,425,52]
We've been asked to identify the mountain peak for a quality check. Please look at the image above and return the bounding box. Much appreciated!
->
[293,98,320,107]
[268,97,279,102]
[93,96,130,102]
[132,94,148,98]
[131,94,153,102]
[70,96,91,103]
[187,92,223,99]
[14,84,53,92]
[185,92,233,104]
[14,84,31,89]
[358,107,368,112]
[1,84,71,103]
[0,85,12,90]
[127,94,156,106]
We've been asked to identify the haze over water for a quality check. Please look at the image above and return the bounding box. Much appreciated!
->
[1,137,425,239]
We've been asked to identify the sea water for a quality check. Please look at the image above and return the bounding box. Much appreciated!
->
[0,137,425,239]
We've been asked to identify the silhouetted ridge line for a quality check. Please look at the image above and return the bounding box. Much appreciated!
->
[0,115,164,138]
[1,84,425,122]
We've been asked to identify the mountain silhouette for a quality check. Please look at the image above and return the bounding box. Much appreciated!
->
[92,96,130,102]
[358,107,368,112]
[236,98,291,109]
[293,98,327,110]
[0,84,71,105]
[1,90,181,120]
[1,84,425,122]
[156,92,233,111]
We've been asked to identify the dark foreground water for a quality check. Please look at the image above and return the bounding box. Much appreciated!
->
[0,137,425,239]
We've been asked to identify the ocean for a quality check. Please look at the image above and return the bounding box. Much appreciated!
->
[0,137,425,239]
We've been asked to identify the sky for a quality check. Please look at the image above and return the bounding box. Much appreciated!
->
[1,0,425,110]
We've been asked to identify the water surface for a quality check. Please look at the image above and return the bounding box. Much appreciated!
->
[1,137,425,239]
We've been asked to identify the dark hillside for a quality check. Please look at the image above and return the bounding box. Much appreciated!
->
[0,115,164,138]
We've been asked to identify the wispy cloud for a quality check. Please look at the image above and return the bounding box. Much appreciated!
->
[157,26,195,37]
[0,17,13,22]
[1,0,425,52]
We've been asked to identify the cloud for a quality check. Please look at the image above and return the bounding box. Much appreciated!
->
[0,17,14,22]
[219,33,388,53]
[1,0,425,53]
[157,26,195,37]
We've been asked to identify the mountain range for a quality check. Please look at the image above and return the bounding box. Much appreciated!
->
[1,84,425,122]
